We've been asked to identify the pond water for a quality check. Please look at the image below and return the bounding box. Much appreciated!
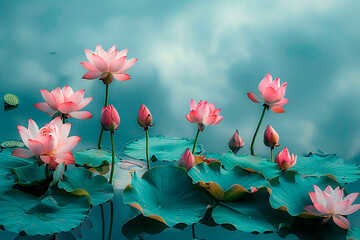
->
[1,0,360,239]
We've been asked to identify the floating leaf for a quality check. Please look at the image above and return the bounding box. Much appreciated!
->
[269,171,342,217]
[291,153,360,184]
[122,135,204,162]
[204,153,222,160]
[58,167,113,206]
[221,151,281,179]
[0,189,89,235]
[12,162,47,186]
[123,166,211,227]
[212,188,293,233]
[188,162,269,201]
[0,172,16,195]
[50,162,65,188]
[1,140,24,149]
[347,225,360,240]
[0,148,35,173]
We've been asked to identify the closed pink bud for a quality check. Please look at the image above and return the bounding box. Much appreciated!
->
[100,104,120,132]
[137,104,154,129]
[275,147,297,170]
[263,125,279,148]
[228,130,244,154]
[178,148,195,171]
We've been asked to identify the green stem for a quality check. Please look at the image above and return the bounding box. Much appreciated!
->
[145,130,150,169]
[192,223,196,239]
[271,147,274,163]
[250,105,267,155]
[109,132,115,184]
[101,205,105,240]
[192,129,200,154]
[108,201,114,240]
[98,85,110,149]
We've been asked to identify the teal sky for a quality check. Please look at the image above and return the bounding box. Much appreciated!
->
[1,0,359,163]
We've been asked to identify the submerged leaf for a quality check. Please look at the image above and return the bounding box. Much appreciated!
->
[12,162,47,186]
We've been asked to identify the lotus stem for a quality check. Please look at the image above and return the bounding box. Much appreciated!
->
[145,130,150,169]
[271,146,274,163]
[192,129,200,154]
[101,205,105,240]
[108,201,114,240]
[98,84,110,149]
[250,105,267,155]
[191,223,196,239]
[109,132,115,184]
[61,114,66,124]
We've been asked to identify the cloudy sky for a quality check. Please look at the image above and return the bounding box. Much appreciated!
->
[1,0,359,163]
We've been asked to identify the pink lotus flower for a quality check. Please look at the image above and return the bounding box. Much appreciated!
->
[247,73,288,113]
[11,117,80,170]
[81,45,138,85]
[275,147,297,170]
[304,185,360,229]
[137,104,154,129]
[228,130,244,154]
[101,104,120,132]
[34,86,93,119]
[185,99,223,131]
[178,148,195,171]
[263,125,280,148]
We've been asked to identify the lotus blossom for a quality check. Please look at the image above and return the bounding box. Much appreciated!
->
[228,130,244,154]
[185,99,223,131]
[137,104,154,130]
[263,125,280,148]
[101,104,120,132]
[81,45,138,85]
[304,185,360,229]
[247,73,288,113]
[11,117,80,170]
[275,147,297,170]
[178,148,195,171]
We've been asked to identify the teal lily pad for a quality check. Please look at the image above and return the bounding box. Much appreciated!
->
[221,151,281,179]
[291,153,360,184]
[58,167,113,206]
[188,162,269,201]
[123,166,212,227]
[0,148,35,173]
[50,162,65,188]
[0,189,89,235]
[347,226,360,240]
[204,153,222,160]
[269,171,342,217]
[122,135,204,162]
[212,188,293,233]
[0,172,16,195]
[12,162,47,186]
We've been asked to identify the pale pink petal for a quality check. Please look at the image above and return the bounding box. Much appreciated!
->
[68,111,93,119]
[69,89,85,105]
[118,58,138,73]
[76,97,93,110]
[203,116,217,125]
[40,90,58,110]
[262,87,281,104]
[18,126,32,146]
[314,185,326,205]
[313,202,330,214]
[258,73,272,96]
[80,62,98,72]
[60,123,71,141]
[55,151,75,165]
[117,49,129,58]
[82,71,102,79]
[92,54,108,72]
[11,148,35,158]
[62,86,74,101]
[57,136,81,153]
[109,56,126,73]
[213,109,221,115]
[50,116,63,129]
[304,205,322,215]
[186,111,202,123]
[113,73,131,81]
[208,103,215,115]
[58,102,78,114]
[40,155,58,170]
[213,116,224,125]
[270,106,285,113]
[190,99,197,111]
[197,101,210,118]
[270,77,280,89]
[105,49,118,65]
[247,92,261,103]
[52,87,64,105]
[275,98,289,107]
[277,82,288,99]
[342,204,360,215]
[27,140,45,155]
[107,45,116,54]
[84,49,95,63]
[95,45,107,58]
[332,215,350,229]
[334,200,350,214]
[28,119,39,138]
[323,192,334,211]
[34,103,57,116]
[344,193,359,205]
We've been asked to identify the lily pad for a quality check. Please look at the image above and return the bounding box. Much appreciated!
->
[221,151,281,179]
[0,189,89,235]
[291,153,360,184]
[1,141,24,149]
[74,149,120,175]
[0,148,35,173]
[188,162,269,201]
[269,171,342,217]
[123,166,212,227]
[122,135,204,162]
[212,188,293,233]
[12,162,47,186]
[347,225,360,240]
[58,167,113,206]
[50,162,65,188]
[0,172,16,195]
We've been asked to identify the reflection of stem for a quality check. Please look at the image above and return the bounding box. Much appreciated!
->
[145,130,150,169]
[98,84,110,149]
[108,201,114,240]
[109,132,115,184]
[271,147,274,163]
[101,205,105,240]
[192,224,196,239]
[192,129,200,154]
[250,105,267,155]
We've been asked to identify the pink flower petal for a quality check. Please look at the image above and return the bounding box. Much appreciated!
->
[313,202,330,214]
[277,82,288,99]
[247,92,261,103]
[52,87,64,105]
[113,73,131,81]
[262,87,281,104]
[258,73,272,96]
[186,110,202,123]
[76,97,93,110]
[82,71,103,79]
[84,49,95,63]
[304,205,322,215]
[50,116,63,129]
[18,126,32,146]
[58,102,78,114]
[203,116,217,125]
[58,136,81,153]
[40,90,57,110]
[40,155,58,170]
[275,98,289,107]
[62,86,74,101]
[105,49,118,64]
[332,215,350,229]
[270,106,285,113]
[27,140,45,155]
[107,45,116,54]
[68,111,93,119]
[334,199,350,214]
[213,115,224,125]
[92,54,108,72]
[118,49,129,58]
[344,193,360,205]
[213,109,221,115]
[342,204,360,215]
[55,151,75,165]
[28,119,39,138]
[80,62,98,72]
[109,56,126,73]
[34,103,57,116]
[60,123,71,141]
[118,58,138,73]
[190,99,197,111]
[95,45,107,58]
[70,89,85,106]
[11,148,35,158]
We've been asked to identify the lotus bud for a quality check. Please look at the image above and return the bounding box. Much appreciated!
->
[100,104,120,133]
[263,125,279,148]
[275,147,297,170]
[178,148,195,171]
[228,130,244,154]
[137,104,154,130]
